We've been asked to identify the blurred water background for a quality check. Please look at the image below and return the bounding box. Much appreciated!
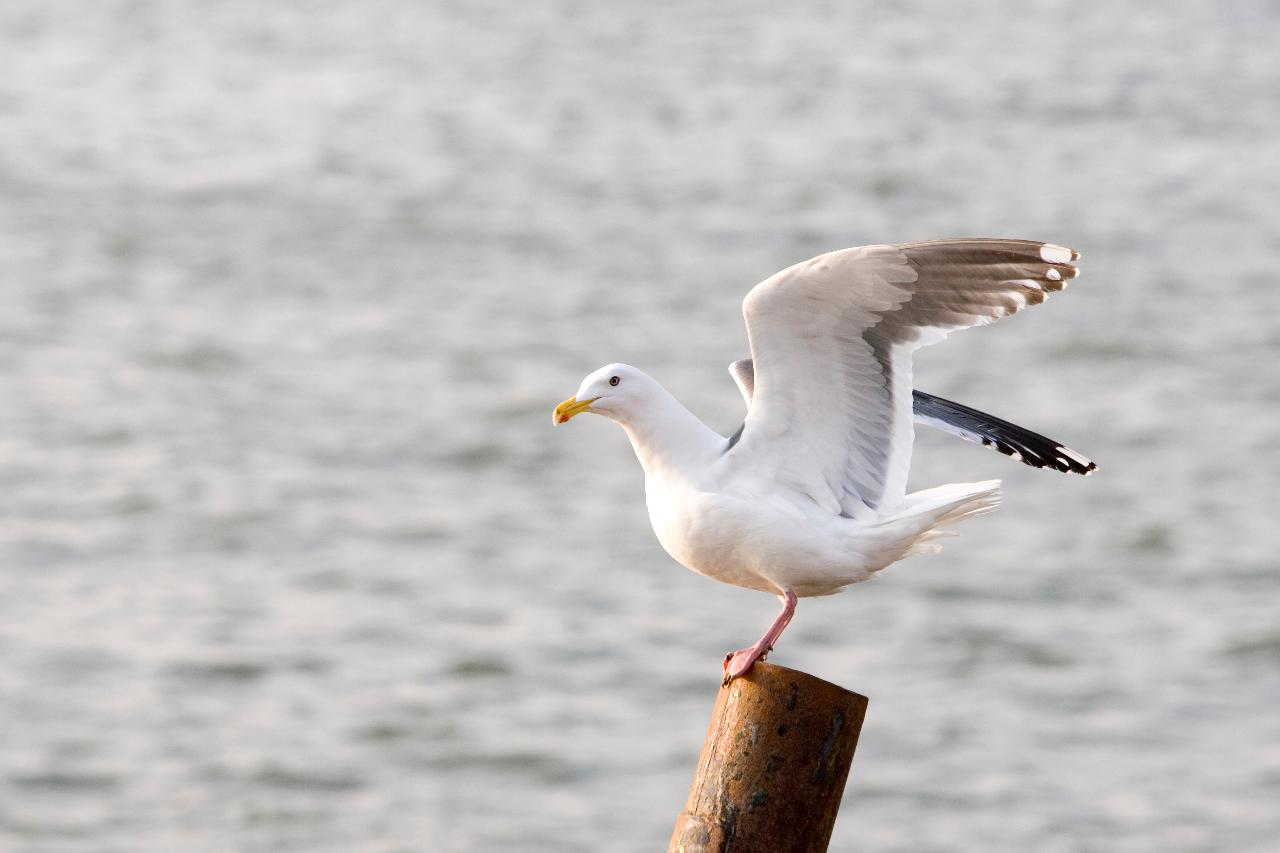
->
[2,1,1279,851]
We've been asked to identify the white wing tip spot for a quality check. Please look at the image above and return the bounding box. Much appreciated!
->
[1046,268,1062,281]
[1057,446,1093,466]
[1040,243,1075,264]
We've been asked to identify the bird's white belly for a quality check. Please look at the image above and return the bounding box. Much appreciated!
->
[645,479,866,596]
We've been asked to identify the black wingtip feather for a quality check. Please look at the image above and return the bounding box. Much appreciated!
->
[913,390,1097,476]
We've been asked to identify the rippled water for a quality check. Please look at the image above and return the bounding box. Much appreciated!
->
[2,2,1278,851]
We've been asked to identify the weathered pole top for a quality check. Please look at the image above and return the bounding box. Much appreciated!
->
[669,662,868,853]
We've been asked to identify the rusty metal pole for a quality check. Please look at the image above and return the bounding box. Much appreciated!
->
[668,662,868,853]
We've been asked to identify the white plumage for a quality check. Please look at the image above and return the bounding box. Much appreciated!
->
[554,239,1088,681]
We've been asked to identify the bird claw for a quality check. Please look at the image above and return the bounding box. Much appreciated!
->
[721,644,772,684]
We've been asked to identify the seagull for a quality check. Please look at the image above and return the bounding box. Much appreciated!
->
[553,239,1094,682]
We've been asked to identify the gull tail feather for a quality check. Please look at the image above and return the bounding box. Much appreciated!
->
[822,480,1002,593]
[894,480,1003,558]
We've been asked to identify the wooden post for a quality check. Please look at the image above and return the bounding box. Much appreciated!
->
[668,662,868,853]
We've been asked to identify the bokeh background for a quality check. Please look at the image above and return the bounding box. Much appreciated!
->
[2,1,1278,851]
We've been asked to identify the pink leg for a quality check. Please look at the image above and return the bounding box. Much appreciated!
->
[722,590,797,684]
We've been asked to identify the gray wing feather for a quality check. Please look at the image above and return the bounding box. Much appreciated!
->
[732,239,1080,515]
[728,359,755,404]
[729,358,1094,475]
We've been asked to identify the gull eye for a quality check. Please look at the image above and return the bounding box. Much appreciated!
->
[609,376,620,386]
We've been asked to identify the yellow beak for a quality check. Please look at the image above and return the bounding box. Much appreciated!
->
[553,395,597,425]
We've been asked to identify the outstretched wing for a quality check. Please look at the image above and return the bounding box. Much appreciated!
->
[728,239,1079,517]
[726,360,1095,476]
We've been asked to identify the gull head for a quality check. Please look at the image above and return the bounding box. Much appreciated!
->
[553,363,654,426]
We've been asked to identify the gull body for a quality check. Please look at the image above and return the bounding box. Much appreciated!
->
[554,239,1094,680]
[570,363,979,599]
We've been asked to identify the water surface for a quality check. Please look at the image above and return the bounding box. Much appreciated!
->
[1,2,1278,851]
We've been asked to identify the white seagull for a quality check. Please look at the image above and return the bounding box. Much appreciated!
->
[553,239,1094,682]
